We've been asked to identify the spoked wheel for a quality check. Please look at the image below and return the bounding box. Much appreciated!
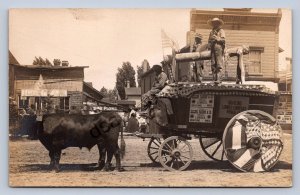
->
[223,110,283,172]
[199,135,227,162]
[158,136,193,171]
[147,137,161,163]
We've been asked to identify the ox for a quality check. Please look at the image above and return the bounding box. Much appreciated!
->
[38,112,125,172]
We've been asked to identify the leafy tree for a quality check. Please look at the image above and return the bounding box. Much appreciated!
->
[137,65,143,87]
[33,56,40,65]
[53,59,61,66]
[100,86,108,97]
[32,56,53,66]
[38,57,46,65]
[142,59,150,71]
[116,62,136,99]
[45,58,52,66]
[107,89,118,101]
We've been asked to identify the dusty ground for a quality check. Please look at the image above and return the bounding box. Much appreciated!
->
[9,134,292,187]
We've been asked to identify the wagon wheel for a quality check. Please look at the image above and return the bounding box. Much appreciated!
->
[158,136,193,171]
[223,110,283,172]
[199,135,227,162]
[147,137,161,164]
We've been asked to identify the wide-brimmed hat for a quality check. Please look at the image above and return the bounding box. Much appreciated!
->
[151,65,162,73]
[207,18,224,26]
[194,33,203,39]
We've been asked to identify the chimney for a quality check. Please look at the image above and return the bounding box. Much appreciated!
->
[126,80,130,88]
[61,61,69,67]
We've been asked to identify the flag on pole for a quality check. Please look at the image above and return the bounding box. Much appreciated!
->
[161,29,179,51]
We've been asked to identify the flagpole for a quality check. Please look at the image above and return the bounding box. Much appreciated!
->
[161,29,165,59]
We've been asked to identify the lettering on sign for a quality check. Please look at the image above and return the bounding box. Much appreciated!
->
[219,96,249,118]
[189,94,214,123]
[275,94,292,125]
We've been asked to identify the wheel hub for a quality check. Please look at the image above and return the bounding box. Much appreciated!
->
[248,136,262,150]
[171,149,181,158]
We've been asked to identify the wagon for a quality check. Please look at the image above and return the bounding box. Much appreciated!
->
[137,47,283,172]
[137,83,283,172]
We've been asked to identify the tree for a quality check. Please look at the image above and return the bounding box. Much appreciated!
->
[142,59,150,71]
[33,56,40,65]
[100,86,108,97]
[32,56,53,66]
[45,58,52,66]
[107,89,118,101]
[136,65,143,87]
[38,57,46,65]
[53,59,61,66]
[116,62,136,99]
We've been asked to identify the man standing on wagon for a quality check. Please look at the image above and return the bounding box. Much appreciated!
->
[207,18,226,84]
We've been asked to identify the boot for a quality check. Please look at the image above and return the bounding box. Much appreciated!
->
[214,71,222,85]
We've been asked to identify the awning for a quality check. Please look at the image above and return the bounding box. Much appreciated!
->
[21,89,67,97]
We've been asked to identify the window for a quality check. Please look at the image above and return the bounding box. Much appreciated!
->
[18,95,29,109]
[248,47,264,74]
[59,97,70,110]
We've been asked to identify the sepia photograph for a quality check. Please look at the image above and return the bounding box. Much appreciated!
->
[8,8,292,187]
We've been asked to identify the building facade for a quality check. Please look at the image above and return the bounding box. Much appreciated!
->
[124,87,142,107]
[9,56,103,112]
[177,8,282,83]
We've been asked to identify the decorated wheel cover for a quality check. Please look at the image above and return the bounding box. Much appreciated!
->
[223,110,283,172]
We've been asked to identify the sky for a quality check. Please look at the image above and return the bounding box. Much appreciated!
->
[9,9,291,90]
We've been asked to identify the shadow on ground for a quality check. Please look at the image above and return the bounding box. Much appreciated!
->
[18,160,292,173]
[19,163,103,172]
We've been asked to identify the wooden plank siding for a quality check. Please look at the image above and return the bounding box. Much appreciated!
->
[15,80,83,92]
[189,9,281,82]
[184,29,278,80]
[14,66,85,80]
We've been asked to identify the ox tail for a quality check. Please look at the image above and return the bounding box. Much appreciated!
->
[120,125,126,159]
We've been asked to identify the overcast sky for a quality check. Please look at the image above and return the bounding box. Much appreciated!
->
[9,9,291,90]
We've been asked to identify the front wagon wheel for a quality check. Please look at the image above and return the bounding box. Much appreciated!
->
[158,136,193,171]
[147,137,161,164]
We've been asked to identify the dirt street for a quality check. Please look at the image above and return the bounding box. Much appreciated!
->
[9,134,292,187]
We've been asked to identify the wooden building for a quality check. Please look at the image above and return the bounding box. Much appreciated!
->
[124,87,141,107]
[9,54,103,112]
[178,8,283,83]
[278,57,292,91]
[140,68,157,95]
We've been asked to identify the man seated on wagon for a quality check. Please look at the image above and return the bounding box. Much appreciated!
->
[141,65,168,113]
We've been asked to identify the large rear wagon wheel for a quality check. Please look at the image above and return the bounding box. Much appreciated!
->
[158,136,193,171]
[147,137,161,164]
[199,135,227,162]
[223,110,283,172]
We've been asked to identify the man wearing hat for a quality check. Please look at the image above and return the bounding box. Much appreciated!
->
[141,65,168,111]
[207,17,226,83]
[178,32,205,82]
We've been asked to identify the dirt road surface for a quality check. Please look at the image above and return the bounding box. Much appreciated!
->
[9,134,292,187]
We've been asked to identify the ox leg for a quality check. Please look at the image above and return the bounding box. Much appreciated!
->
[103,148,113,171]
[104,144,125,172]
[49,150,55,169]
[97,144,106,170]
[114,145,125,172]
[53,150,62,173]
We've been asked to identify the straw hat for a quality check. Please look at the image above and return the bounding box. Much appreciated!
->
[207,18,224,26]
[194,33,203,39]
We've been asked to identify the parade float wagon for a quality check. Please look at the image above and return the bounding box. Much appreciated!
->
[137,46,283,172]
